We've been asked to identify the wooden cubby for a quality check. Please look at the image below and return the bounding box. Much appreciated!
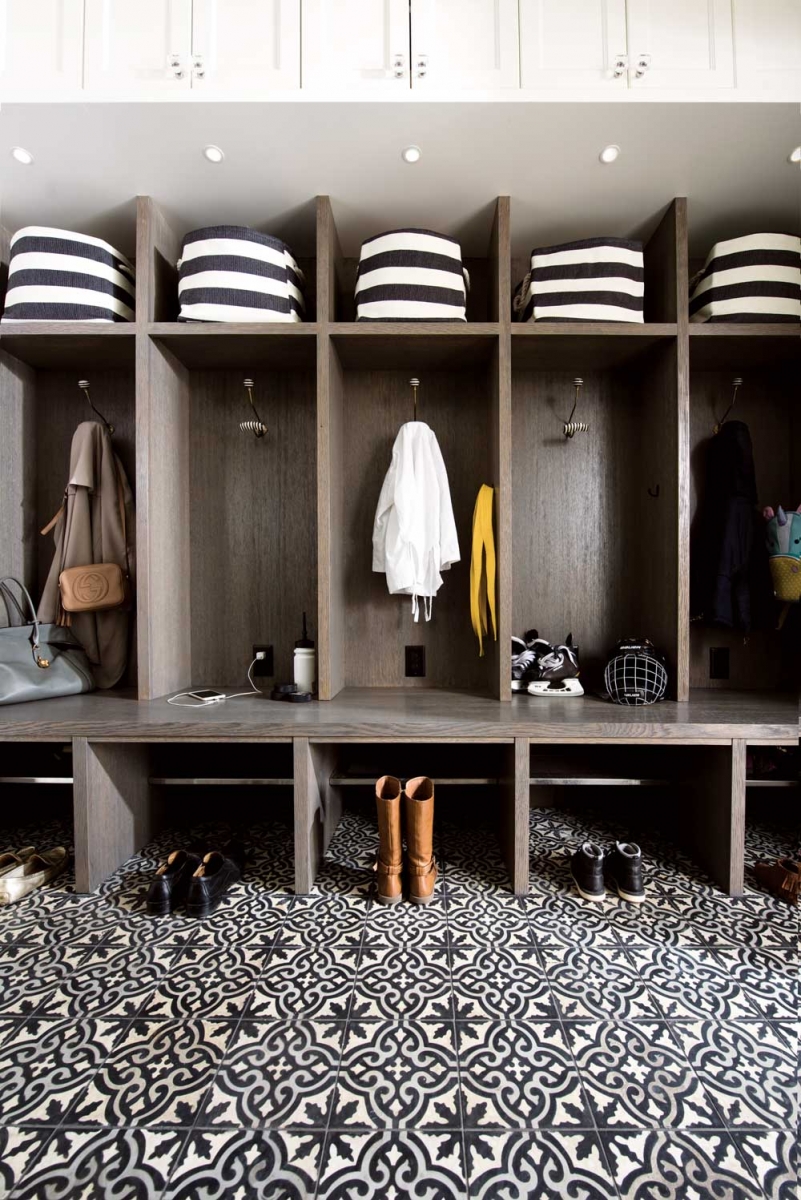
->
[689,329,801,692]
[0,193,797,714]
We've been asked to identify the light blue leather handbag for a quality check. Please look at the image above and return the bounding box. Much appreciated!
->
[0,577,95,706]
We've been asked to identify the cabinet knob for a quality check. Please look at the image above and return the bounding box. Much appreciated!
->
[635,54,651,78]
[610,55,627,79]
[416,53,428,79]
[392,52,405,79]
[192,54,205,78]
[168,53,184,80]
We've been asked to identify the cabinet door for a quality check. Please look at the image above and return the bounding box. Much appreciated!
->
[302,0,409,91]
[627,0,734,90]
[191,0,300,92]
[0,0,84,97]
[519,0,628,92]
[411,0,519,89]
[733,0,801,97]
[84,0,192,95]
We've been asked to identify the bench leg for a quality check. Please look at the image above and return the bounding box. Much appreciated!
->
[72,739,153,893]
[680,740,746,897]
[499,738,530,896]
[294,739,342,893]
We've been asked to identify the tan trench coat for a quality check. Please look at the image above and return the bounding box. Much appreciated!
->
[39,421,135,689]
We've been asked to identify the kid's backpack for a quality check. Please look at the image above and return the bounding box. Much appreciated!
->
[763,504,801,626]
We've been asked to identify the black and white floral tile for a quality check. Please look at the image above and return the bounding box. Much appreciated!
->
[0,802,796,1199]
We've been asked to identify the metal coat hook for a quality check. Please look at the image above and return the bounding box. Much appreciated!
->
[647,484,661,499]
[78,380,114,435]
[410,377,420,421]
[240,378,268,439]
[563,377,589,439]
[714,377,743,435]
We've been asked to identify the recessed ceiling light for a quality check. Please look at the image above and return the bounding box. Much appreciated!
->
[203,144,225,164]
[401,145,422,164]
[599,144,620,164]
[788,145,801,164]
[10,146,34,165]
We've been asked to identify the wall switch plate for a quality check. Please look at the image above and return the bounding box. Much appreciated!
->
[252,645,274,677]
[709,647,729,680]
[405,645,426,677]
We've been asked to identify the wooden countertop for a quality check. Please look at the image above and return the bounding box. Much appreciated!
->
[0,689,795,743]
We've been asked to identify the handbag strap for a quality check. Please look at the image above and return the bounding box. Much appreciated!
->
[0,580,29,626]
[0,577,49,667]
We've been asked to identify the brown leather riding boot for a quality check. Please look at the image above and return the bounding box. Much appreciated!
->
[375,775,404,905]
[404,776,438,905]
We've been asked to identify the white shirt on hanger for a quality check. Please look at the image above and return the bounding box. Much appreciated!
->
[372,420,460,621]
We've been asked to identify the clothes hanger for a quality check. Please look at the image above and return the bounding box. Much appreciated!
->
[78,379,114,435]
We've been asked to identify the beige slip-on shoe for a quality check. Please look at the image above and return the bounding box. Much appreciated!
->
[0,847,35,878]
[0,848,68,905]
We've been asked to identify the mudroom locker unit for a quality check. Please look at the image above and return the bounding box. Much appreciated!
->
[0,194,797,898]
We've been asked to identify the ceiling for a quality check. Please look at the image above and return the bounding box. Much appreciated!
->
[0,101,798,263]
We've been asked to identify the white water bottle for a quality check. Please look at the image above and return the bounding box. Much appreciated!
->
[293,612,316,694]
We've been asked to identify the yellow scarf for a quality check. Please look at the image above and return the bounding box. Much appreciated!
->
[470,484,497,656]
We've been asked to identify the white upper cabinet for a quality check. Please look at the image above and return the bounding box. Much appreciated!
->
[733,0,801,97]
[84,0,192,94]
[626,0,734,90]
[302,0,410,91]
[191,0,300,93]
[0,0,84,97]
[520,0,629,92]
[411,0,520,89]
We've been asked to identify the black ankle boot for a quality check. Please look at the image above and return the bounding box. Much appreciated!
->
[605,842,645,904]
[147,850,202,916]
[570,842,605,902]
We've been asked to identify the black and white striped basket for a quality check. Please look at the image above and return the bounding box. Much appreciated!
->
[177,226,306,323]
[355,229,469,321]
[1,227,135,323]
[514,237,644,323]
[689,233,801,323]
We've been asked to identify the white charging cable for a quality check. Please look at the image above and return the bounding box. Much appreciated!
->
[167,653,266,708]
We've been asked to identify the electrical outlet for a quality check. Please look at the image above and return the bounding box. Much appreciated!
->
[252,645,274,677]
[709,647,729,680]
[405,645,426,677]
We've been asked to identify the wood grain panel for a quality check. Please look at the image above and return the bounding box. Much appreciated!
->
[689,365,799,690]
[148,326,318,370]
[73,738,154,892]
[512,350,680,692]
[318,338,346,700]
[187,369,317,688]
[0,688,793,742]
[294,737,342,892]
[0,351,37,591]
[136,198,189,699]
[340,368,493,690]
[138,340,190,699]
[317,195,341,326]
[677,740,746,896]
[0,327,135,370]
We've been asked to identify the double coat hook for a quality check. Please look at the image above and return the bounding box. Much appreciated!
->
[240,378,268,439]
[563,377,589,439]
[714,377,743,435]
[78,380,114,435]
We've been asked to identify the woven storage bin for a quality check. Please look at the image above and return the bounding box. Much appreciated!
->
[514,237,644,323]
[355,228,469,321]
[177,226,306,323]
[1,227,135,323]
[690,232,801,323]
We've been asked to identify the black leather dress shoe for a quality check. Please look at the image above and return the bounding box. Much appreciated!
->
[186,843,245,918]
[147,850,202,916]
